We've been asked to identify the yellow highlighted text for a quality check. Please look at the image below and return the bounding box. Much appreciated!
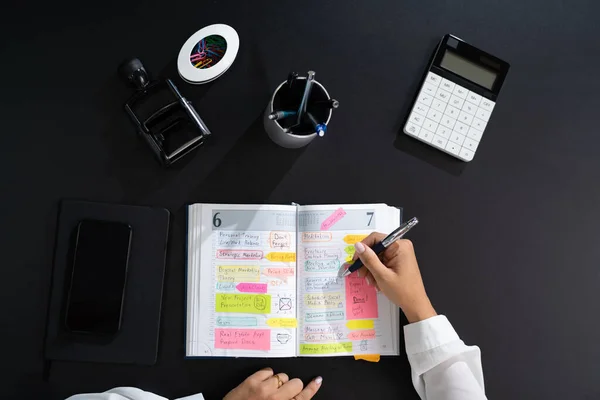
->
[266,318,298,328]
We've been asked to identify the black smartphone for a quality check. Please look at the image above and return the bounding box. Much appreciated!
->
[65,220,132,335]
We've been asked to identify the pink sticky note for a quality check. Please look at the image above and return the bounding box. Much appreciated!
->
[215,328,271,351]
[348,329,376,340]
[236,283,268,294]
[320,207,347,231]
[345,274,378,319]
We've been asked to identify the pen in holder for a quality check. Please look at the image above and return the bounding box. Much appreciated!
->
[264,71,337,149]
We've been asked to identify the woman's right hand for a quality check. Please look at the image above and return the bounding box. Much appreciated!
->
[353,233,437,323]
[223,368,322,400]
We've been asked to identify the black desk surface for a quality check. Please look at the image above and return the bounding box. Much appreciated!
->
[2,1,600,399]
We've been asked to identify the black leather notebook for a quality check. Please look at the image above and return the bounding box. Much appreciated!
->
[44,200,170,365]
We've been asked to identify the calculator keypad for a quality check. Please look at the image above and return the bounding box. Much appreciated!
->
[404,71,496,162]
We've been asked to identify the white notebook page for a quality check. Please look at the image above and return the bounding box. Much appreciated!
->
[186,204,298,357]
[297,204,400,357]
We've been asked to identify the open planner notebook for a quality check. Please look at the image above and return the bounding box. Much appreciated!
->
[186,203,401,358]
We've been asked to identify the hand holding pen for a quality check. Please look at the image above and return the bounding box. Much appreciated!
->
[341,218,437,323]
[340,217,418,277]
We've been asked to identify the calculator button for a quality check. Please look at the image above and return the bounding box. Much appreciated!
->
[479,99,495,112]
[413,103,429,117]
[444,104,460,118]
[457,111,474,126]
[445,141,461,156]
[449,95,465,109]
[440,78,456,93]
[475,107,492,122]
[449,131,466,146]
[404,123,420,137]
[422,82,438,96]
[418,129,434,143]
[471,117,487,132]
[454,121,469,135]
[431,99,447,113]
[462,137,479,151]
[408,112,425,126]
[436,125,451,139]
[466,91,482,106]
[462,101,477,116]
[440,115,456,129]
[431,135,448,150]
[426,72,442,87]
[417,93,433,106]
[435,88,452,102]
[453,85,468,99]
[423,118,439,133]
[459,147,475,161]
[426,108,442,123]
[466,126,483,142]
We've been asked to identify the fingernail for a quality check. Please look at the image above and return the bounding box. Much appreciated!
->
[366,275,373,286]
[315,376,323,385]
[355,242,366,254]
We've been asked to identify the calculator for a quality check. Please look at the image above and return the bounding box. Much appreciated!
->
[403,34,509,162]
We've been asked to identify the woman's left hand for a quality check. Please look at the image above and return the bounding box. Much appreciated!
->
[223,368,323,400]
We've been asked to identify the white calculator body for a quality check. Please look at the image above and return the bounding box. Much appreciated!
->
[404,34,509,162]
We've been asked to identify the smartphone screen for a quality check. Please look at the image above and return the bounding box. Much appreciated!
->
[65,220,132,335]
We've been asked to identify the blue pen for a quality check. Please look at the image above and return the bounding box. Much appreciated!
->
[339,217,419,277]
[306,112,327,137]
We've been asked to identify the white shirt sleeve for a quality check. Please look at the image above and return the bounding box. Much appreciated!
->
[65,387,205,400]
[404,315,487,400]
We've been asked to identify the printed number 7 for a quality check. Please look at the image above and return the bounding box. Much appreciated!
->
[366,212,374,226]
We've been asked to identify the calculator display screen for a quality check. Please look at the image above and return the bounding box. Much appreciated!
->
[440,50,497,90]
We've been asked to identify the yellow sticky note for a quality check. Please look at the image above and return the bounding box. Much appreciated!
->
[215,294,271,314]
[344,245,356,255]
[267,318,298,328]
[343,234,368,244]
[354,354,380,362]
[300,342,353,354]
[346,320,375,330]
[265,252,296,262]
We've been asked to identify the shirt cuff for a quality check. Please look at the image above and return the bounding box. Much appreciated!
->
[404,315,460,356]
[104,387,168,400]
[175,394,205,400]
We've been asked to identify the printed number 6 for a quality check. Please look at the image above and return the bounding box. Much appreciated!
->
[213,212,222,227]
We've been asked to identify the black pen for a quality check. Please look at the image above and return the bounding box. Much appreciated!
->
[287,72,298,89]
[313,98,339,109]
[339,217,419,278]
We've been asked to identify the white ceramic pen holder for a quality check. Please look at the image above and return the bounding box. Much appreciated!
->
[264,78,333,149]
